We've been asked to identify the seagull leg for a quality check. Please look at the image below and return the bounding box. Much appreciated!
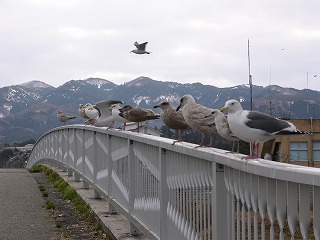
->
[225,140,240,154]
[172,130,183,145]
[242,142,259,160]
[237,140,240,153]
[231,141,235,152]
[123,122,126,130]
[206,135,213,147]
[194,133,206,148]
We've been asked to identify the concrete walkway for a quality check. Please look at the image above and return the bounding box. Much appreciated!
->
[0,169,57,240]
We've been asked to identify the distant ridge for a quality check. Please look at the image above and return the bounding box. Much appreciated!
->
[19,80,54,89]
[0,76,319,144]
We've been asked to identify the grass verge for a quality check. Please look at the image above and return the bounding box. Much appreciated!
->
[30,164,105,235]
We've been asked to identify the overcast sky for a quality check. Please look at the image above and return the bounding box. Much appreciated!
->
[1,0,319,91]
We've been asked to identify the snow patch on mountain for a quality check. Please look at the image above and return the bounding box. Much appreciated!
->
[155,94,180,103]
[20,80,53,89]
[133,96,151,105]
[84,78,114,88]
[4,104,12,112]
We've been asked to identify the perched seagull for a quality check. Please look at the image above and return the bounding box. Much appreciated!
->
[176,95,216,148]
[108,104,130,130]
[220,99,308,159]
[154,100,190,145]
[79,104,89,119]
[210,109,239,152]
[130,41,151,54]
[84,100,123,127]
[56,111,76,125]
[119,105,160,124]
[84,103,101,119]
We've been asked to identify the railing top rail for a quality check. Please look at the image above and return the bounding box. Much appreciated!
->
[31,124,320,186]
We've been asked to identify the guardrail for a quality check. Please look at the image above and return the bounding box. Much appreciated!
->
[27,125,320,240]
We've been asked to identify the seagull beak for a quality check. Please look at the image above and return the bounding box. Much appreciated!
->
[220,106,228,112]
[153,105,159,109]
[176,105,181,111]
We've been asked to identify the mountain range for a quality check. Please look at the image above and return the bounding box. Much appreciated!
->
[1,76,319,145]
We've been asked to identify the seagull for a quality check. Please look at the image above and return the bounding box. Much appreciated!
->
[79,104,89,119]
[154,100,190,145]
[210,109,239,152]
[56,111,76,125]
[130,41,151,54]
[119,105,160,132]
[220,99,308,159]
[108,104,130,130]
[84,100,124,127]
[176,95,216,148]
[84,103,101,119]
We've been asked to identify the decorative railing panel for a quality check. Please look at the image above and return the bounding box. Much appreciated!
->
[27,125,320,240]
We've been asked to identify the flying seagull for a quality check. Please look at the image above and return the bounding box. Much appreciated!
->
[154,100,190,145]
[130,41,151,54]
[56,111,76,125]
[176,95,216,148]
[220,99,308,159]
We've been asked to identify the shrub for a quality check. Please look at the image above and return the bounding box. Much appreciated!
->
[46,201,56,209]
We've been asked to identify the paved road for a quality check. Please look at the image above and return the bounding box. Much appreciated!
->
[0,169,57,240]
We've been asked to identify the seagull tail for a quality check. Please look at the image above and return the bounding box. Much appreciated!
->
[277,129,312,136]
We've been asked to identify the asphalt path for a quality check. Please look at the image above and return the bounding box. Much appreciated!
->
[0,169,57,240]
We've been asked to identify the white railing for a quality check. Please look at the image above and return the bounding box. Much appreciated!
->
[27,125,320,240]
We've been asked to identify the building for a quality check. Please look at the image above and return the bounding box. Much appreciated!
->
[125,122,161,137]
[260,119,320,167]
[5,144,34,152]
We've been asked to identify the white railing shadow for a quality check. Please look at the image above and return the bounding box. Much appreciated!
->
[27,125,320,240]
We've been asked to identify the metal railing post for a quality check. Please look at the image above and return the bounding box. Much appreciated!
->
[212,163,229,239]
[83,181,90,189]
[74,172,81,182]
[94,189,102,199]
[128,139,140,236]
[107,134,117,214]
[159,148,168,239]
[67,168,73,177]
[93,131,97,185]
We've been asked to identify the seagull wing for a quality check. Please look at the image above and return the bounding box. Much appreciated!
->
[137,42,148,51]
[187,105,215,126]
[95,100,124,118]
[134,41,140,48]
[245,111,292,134]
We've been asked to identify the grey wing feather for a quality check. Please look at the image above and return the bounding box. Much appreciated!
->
[95,100,124,118]
[188,105,215,125]
[134,41,140,48]
[245,111,291,133]
[138,42,148,50]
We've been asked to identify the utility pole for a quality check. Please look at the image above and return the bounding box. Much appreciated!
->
[268,64,273,116]
[248,39,253,110]
[306,72,309,115]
